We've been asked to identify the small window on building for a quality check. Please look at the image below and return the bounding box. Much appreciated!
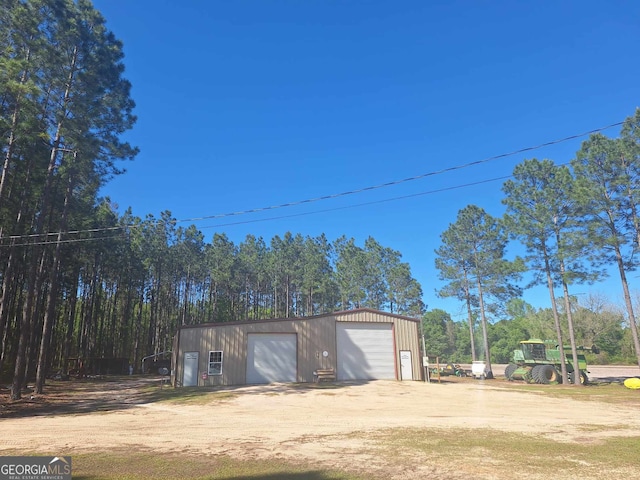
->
[208,351,223,375]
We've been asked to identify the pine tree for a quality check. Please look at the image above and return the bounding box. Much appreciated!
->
[436,205,524,377]
[502,159,600,384]
[573,132,640,370]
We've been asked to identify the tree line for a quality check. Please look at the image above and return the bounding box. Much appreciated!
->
[423,295,637,366]
[434,110,640,381]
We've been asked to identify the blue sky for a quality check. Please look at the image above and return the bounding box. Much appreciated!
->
[94,1,640,320]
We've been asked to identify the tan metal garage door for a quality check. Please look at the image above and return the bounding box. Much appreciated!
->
[246,333,297,384]
[336,322,395,380]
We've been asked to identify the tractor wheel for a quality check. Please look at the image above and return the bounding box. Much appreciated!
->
[530,365,542,384]
[504,363,517,381]
[522,368,534,383]
[569,371,588,385]
[533,364,559,384]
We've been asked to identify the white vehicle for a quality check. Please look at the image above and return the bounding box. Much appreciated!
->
[471,361,487,379]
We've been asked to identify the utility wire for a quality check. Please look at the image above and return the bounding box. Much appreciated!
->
[1,225,125,241]
[0,173,527,247]
[2,234,126,248]
[198,174,515,229]
[180,121,622,223]
[0,120,624,246]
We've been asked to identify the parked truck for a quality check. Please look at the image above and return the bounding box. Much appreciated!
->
[504,339,599,384]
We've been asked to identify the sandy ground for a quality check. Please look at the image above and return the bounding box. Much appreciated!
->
[1,365,639,479]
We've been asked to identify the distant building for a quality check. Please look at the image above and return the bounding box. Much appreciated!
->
[171,308,422,387]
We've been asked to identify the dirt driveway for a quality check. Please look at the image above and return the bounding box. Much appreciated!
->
[1,366,639,479]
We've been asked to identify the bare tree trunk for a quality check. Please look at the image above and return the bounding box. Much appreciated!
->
[253,284,258,319]
[0,47,31,217]
[214,280,220,320]
[35,166,75,393]
[621,165,640,369]
[82,255,101,360]
[181,268,190,325]
[62,269,80,375]
[542,243,568,384]
[462,272,477,362]
[273,282,278,318]
[613,244,640,369]
[106,283,119,356]
[557,261,582,386]
[119,281,134,358]
[132,285,144,372]
[11,246,46,399]
[147,265,160,356]
[475,278,493,378]
[0,247,17,369]
[10,302,32,399]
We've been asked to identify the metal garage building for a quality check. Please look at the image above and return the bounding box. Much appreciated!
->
[171,308,422,387]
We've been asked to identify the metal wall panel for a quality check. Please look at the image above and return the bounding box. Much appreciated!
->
[392,315,421,380]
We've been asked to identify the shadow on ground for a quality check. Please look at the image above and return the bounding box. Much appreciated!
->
[217,474,347,480]
[0,375,370,419]
[74,473,343,480]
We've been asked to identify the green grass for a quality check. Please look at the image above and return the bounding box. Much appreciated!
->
[369,427,639,478]
[139,386,239,405]
[496,381,640,406]
[31,426,640,480]
[67,451,366,480]
[139,381,345,404]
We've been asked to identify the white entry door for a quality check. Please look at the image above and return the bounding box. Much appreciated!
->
[182,351,199,386]
[400,350,413,380]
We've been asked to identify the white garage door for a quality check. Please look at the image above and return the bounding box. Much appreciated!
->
[246,333,297,384]
[337,322,395,381]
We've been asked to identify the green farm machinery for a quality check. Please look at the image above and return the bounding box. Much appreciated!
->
[504,339,599,384]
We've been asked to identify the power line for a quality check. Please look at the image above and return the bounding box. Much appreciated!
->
[0,173,520,247]
[198,174,515,230]
[1,225,124,242]
[179,120,622,223]
[2,233,126,248]
[0,120,624,246]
